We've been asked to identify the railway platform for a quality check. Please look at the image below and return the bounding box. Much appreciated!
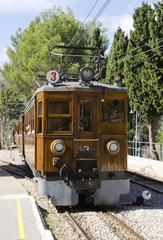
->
[128,155,163,181]
[0,149,53,240]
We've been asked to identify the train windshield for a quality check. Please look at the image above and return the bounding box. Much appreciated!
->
[101,100,124,122]
[46,100,71,132]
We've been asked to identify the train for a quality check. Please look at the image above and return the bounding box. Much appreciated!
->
[13,46,130,206]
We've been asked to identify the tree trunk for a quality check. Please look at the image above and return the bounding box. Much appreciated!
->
[148,117,159,160]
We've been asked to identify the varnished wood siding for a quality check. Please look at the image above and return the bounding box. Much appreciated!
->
[101,135,127,171]
[24,134,35,170]
[36,136,44,171]
[73,140,98,157]
[34,89,128,173]
[44,137,73,172]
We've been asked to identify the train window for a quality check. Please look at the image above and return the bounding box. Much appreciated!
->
[46,100,71,133]
[101,100,124,122]
[31,106,35,131]
[79,101,93,131]
[47,118,70,132]
[38,101,42,115]
[47,101,69,114]
[37,101,42,133]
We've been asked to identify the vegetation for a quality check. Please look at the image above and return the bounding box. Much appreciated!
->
[106,27,128,84]
[3,7,108,102]
[105,2,163,158]
[0,7,108,145]
[0,3,163,152]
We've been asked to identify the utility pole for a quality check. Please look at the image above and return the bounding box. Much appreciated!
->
[135,111,141,156]
[0,83,5,149]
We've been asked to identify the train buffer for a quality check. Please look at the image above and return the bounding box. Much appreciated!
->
[0,163,53,239]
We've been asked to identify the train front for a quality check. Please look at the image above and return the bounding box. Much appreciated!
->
[35,46,130,206]
[35,69,129,206]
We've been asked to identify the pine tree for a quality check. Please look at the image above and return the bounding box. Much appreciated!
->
[124,2,163,159]
[106,27,128,84]
[3,8,108,100]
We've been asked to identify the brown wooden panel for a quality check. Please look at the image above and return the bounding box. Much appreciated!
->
[100,135,127,171]
[100,122,126,135]
[24,134,35,169]
[36,136,44,171]
[44,138,73,172]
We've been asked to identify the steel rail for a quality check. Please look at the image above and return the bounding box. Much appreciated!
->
[65,211,92,240]
[127,171,163,194]
[99,212,145,240]
[131,179,163,194]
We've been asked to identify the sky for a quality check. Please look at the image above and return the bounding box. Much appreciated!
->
[0,0,160,67]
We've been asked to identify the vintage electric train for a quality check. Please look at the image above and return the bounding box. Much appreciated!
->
[14,46,130,206]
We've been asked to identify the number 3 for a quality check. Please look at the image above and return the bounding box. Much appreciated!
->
[51,71,56,81]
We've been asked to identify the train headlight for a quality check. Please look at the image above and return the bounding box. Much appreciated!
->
[80,67,94,82]
[106,141,120,155]
[50,139,66,155]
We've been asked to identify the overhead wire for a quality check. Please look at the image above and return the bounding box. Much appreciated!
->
[94,0,112,19]
[130,50,163,69]
[109,37,163,60]
[109,43,163,67]
[83,0,100,24]
[130,43,163,58]
[68,0,112,47]
[68,0,100,46]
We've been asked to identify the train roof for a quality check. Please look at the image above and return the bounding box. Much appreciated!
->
[35,81,128,93]
[24,82,127,112]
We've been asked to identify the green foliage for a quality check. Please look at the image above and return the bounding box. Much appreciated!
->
[88,22,108,55]
[3,7,108,102]
[106,27,128,83]
[156,116,163,143]
[157,130,163,143]
[124,2,163,147]
[124,2,163,119]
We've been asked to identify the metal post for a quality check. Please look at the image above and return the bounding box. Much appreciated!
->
[0,118,3,149]
[137,112,141,157]
[160,144,163,161]
[135,111,138,156]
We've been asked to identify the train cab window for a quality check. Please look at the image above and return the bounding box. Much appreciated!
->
[79,100,93,131]
[48,101,69,114]
[37,101,42,133]
[101,100,124,122]
[46,100,71,133]
[47,118,69,131]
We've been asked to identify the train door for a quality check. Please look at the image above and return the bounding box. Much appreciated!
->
[76,95,97,138]
[74,95,99,171]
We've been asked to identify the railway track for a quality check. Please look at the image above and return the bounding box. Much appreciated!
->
[64,211,92,240]
[99,211,145,240]
[126,171,163,194]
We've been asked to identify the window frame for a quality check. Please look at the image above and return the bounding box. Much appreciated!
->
[101,99,125,123]
[46,99,72,134]
[37,101,42,134]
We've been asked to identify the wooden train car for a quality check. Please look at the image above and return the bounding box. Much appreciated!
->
[13,115,24,155]
[14,46,130,206]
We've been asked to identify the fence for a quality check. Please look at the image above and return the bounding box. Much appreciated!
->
[128,140,163,161]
